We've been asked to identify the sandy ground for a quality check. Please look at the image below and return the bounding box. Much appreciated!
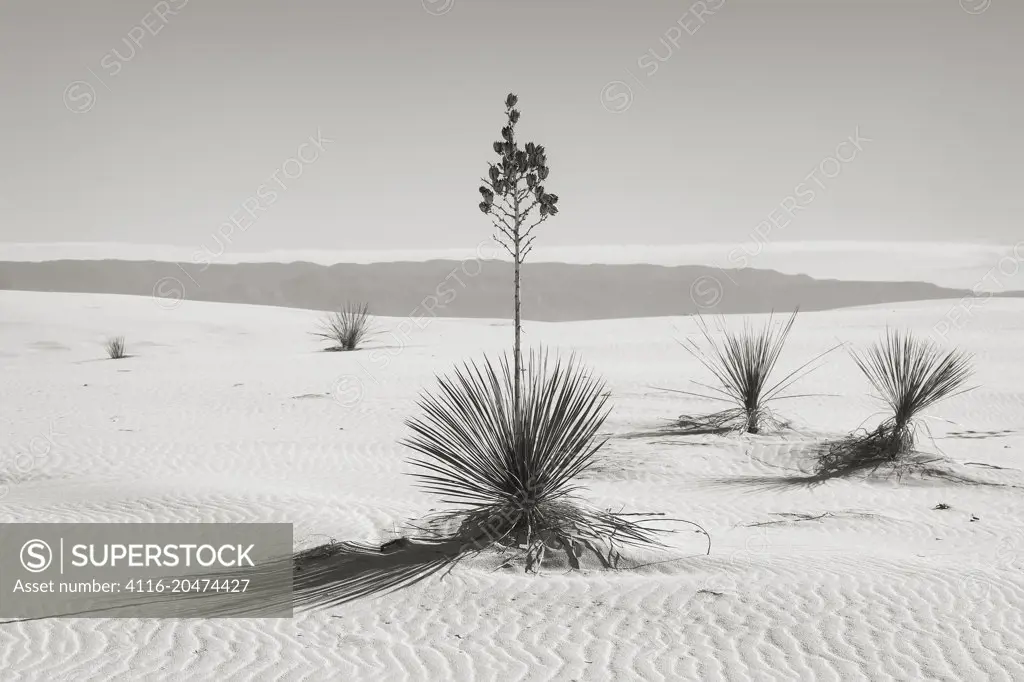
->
[1,290,1023,681]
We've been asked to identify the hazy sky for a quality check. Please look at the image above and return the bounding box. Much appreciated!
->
[1,1,1020,254]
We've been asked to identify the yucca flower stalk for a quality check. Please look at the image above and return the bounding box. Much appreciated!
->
[478,93,559,417]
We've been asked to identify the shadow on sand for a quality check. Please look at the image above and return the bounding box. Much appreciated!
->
[701,451,1015,494]
[0,523,709,622]
[179,537,479,617]
[196,538,468,616]
[616,412,798,441]
[0,538,467,623]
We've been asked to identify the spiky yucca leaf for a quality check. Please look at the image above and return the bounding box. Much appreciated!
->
[402,351,672,569]
[404,351,607,508]
[313,303,374,351]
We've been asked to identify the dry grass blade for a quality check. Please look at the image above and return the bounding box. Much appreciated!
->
[313,302,375,351]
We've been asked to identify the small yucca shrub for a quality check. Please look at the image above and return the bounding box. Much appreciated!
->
[815,329,974,476]
[670,310,830,434]
[105,336,126,359]
[313,303,374,351]
[402,350,672,570]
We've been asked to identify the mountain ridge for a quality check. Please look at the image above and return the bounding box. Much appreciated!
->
[1,258,1020,321]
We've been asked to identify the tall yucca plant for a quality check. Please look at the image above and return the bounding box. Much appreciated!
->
[815,329,974,476]
[669,310,831,434]
[403,351,672,570]
[478,93,559,416]
[394,93,686,572]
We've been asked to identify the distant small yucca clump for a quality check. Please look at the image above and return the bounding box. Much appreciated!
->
[314,303,374,351]
[814,329,974,477]
[105,336,126,359]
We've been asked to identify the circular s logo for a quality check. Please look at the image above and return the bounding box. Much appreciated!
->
[20,539,53,573]
[690,275,723,309]
[63,81,97,114]
[600,81,634,114]
[422,0,455,16]
[152,276,186,310]
[331,374,364,408]
[959,0,991,14]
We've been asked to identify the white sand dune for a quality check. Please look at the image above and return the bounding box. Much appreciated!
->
[2,290,1023,681]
